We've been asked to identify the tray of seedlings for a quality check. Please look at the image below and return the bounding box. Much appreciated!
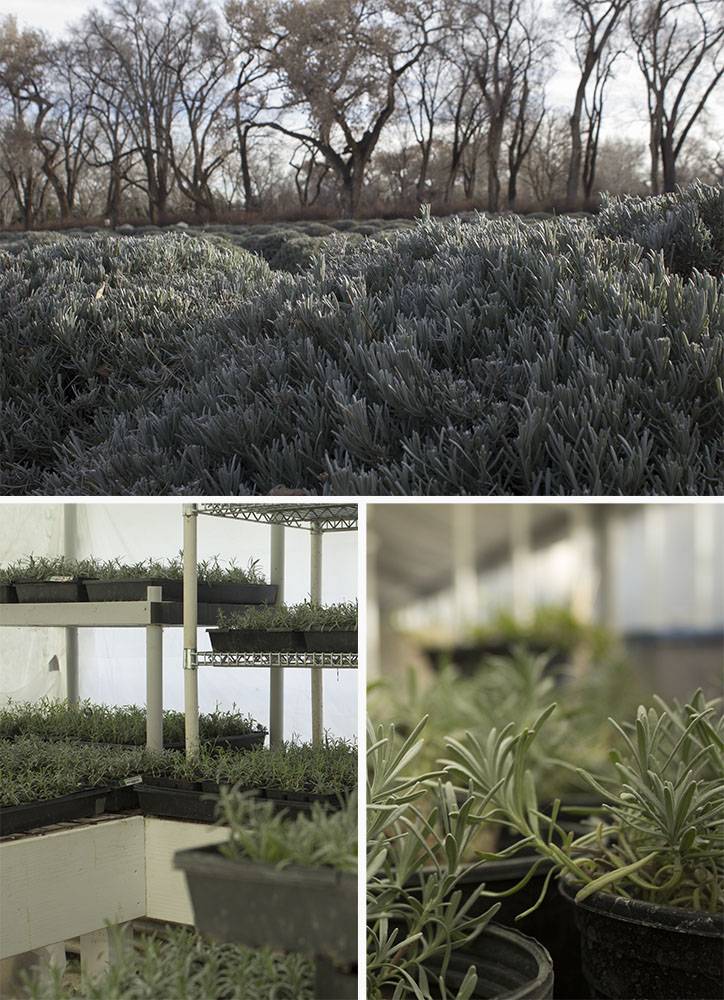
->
[208,600,358,653]
[176,792,357,999]
[0,554,278,606]
[0,699,267,752]
[0,737,172,836]
[82,555,277,605]
[137,738,357,824]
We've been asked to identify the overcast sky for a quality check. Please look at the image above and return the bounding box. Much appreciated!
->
[0,0,708,146]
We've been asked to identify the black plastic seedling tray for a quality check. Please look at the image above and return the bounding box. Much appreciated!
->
[208,629,307,653]
[14,579,91,602]
[0,583,17,603]
[84,579,278,605]
[136,784,219,824]
[0,785,116,836]
[304,631,357,653]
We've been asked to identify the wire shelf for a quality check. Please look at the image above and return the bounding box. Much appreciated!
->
[198,503,358,532]
[194,650,358,668]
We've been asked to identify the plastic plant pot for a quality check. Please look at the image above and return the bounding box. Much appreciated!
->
[0,786,115,836]
[84,579,278,605]
[452,856,586,999]
[303,630,358,653]
[164,730,267,752]
[426,924,554,999]
[174,844,357,965]
[207,629,306,653]
[315,955,357,1000]
[0,583,17,603]
[136,784,220,824]
[559,878,724,999]
[14,579,91,602]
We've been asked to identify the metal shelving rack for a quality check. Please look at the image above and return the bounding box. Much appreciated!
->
[0,591,248,752]
[182,503,358,757]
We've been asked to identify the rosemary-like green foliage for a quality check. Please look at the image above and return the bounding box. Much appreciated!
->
[0,736,170,806]
[217,600,358,631]
[443,691,724,912]
[367,717,499,1000]
[0,734,357,806]
[218,790,357,872]
[21,925,313,1000]
[0,554,265,584]
[0,698,261,744]
[368,649,636,802]
[468,605,615,661]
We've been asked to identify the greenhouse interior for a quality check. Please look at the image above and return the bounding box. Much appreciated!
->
[367,501,723,1000]
[0,501,359,1000]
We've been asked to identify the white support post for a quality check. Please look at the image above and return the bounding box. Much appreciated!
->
[183,505,199,759]
[269,524,285,748]
[510,506,533,623]
[62,503,79,703]
[310,524,323,746]
[79,924,130,979]
[451,505,477,634]
[145,585,163,751]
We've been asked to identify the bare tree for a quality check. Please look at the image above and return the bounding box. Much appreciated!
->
[561,0,631,208]
[230,0,441,216]
[87,0,187,223]
[399,40,453,201]
[580,45,620,200]
[0,17,50,225]
[289,140,331,206]
[464,0,543,212]
[630,0,724,193]
[440,53,486,201]
[523,113,569,205]
[506,73,546,208]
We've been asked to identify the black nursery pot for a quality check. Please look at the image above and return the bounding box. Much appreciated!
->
[208,629,306,653]
[0,583,17,603]
[426,924,554,999]
[14,579,90,602]
[0,786,114,836]
[164,730,267,752]
[84,579,278,605]
[559,879,724,1000]
[452,856,587,1000]
[174,844,357,964]
[136,783,219,824]
[314,956,357,1000]
[304,630,358,653]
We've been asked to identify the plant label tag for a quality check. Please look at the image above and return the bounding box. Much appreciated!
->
[122,775,143,786]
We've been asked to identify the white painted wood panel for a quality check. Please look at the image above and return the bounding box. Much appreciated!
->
[144,818,227,926]
[0,817,145,959]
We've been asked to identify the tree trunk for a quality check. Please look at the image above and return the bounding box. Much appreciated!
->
[661,132,677,192]
[566,97,584,209]
[487,118,504,212]
[239,126,259,211]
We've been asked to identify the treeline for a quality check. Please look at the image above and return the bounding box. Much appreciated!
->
[0,0,722,227]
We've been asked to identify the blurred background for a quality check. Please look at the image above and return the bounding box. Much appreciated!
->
[367,501,723,700]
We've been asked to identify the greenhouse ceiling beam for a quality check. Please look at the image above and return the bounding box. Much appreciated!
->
[198,503,358,532]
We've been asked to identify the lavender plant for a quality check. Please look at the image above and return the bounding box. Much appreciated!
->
[21,926,313,1000]
[442,691,724,912]
[217,791,357,872]
[217,600,357,631]
[367,717,499,1000]
[2,187,721,496]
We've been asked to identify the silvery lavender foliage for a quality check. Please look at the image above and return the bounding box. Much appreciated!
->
[595,182,724,278]
[1,188,722,496]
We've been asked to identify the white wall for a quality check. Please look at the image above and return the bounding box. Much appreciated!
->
[0,503,358,741]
